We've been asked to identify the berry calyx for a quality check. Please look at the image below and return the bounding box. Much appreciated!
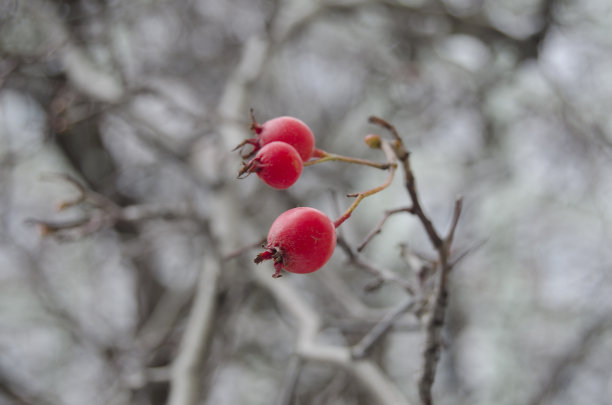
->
[238,141,303,189]
[235,115,316,162]
[255,207,336,278]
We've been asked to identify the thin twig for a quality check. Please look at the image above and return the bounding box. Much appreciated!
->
[526,313,612,405]
[446,198,463,247]
[357,206,414,252]
[304,150,390,170]
[369,116,402,142]
[370,117,443,250]
[252,266,411,405]
[333,140,397,228]
[337,237,415,293]
[223,238,267,260]
[30,174,200,240]
[351,297,417,359]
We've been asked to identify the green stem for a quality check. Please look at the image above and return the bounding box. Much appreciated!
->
[305,150,389,170]
[333,141,397,228]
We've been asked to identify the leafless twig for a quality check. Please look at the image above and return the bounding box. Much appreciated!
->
[167,253,221,405]
[252,268,411,405]
[223,238,267,260]
[337,236,415,293]
[370,116,464,405]
[526,313,612,405]
[357,206,414,252]
[351,297,417,359]
[27,174,199,240]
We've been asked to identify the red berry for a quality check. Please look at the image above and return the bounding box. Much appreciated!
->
[257,116,315,161]
[235,116,315,162]
[255,207,336,278]
[238,141,303,189]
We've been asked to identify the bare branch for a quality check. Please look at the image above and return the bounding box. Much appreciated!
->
[30,174,201,240]
[167,254,221,405]
[223,238,267,260]
[274,355,303,405]
[333,140,398,228]
[337,236,415,293]
[357,206,414,252]
[526,313,612,405]
[369,116,443,250]
[137,290,194,353]
[252,268,412,405]
[370,116,464,405]
[445,198,463,247]
[351,297,417,359]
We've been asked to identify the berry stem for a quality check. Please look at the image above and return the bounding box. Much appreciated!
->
[333,140,397,228]
[249,108,262,134]
[305,149,390,170]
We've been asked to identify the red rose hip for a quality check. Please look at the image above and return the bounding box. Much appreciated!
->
[255,207,337,278]
[257,116,315,161]
[235,115,316,162]
[238,141,303,189]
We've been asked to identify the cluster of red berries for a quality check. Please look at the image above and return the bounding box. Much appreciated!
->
[237,116,315,189]
[235,116,336,278]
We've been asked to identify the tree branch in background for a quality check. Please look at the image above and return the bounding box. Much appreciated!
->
[252,267,412,405]
[357,206,415,252]
[351,297,417,359]
[166,253,221,405]
[526,313,612,405]
[274,355,303,405]
[337,236,415,293]
[26,174,199,240]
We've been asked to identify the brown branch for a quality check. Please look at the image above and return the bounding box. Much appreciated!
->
[369,116,464,405]
[304,150,390,170]
[445,198,463,247]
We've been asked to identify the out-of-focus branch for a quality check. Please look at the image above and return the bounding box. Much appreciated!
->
[252,268,411,405]
[337,236,415,293]
[351,297,417,359]
[21,0,124,103]
[357,206,414,252]
[166,254,221,405]
[274,355,303,405]
[137,290,194,353]
[27,174,199,240]
[0,364,53,405]
[526,313,612,405]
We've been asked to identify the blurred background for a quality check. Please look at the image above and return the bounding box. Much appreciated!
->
[1,0,611,404]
